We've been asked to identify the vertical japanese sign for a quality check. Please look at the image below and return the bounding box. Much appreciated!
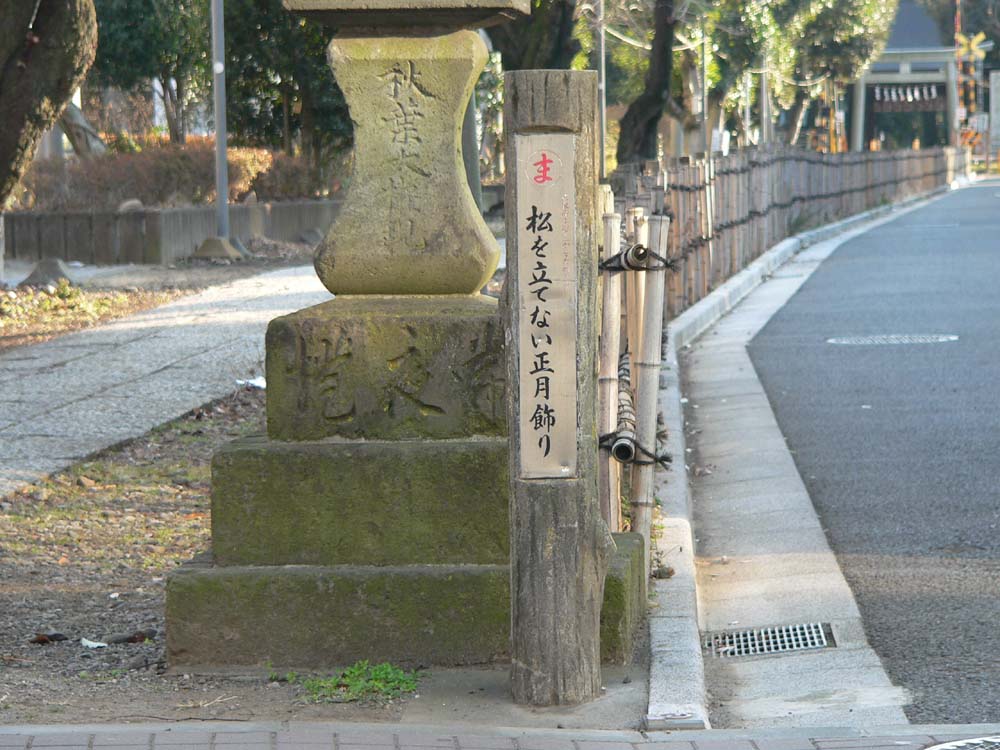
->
[514,133,577,479]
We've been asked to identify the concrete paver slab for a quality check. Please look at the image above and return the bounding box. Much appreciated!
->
[0,266,330,499]
[4,722,999,750]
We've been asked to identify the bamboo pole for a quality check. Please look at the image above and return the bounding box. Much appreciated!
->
[598,205,622,531]
[626,207,645,363]
[628,213,669,567]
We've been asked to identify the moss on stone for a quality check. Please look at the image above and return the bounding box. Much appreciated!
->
[167,532,646,670]
[166,562,510,669]
[600,532,645,664]
[211,435,509,567]
[266,296,506,442]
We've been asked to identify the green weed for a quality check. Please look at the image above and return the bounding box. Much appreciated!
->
[297,660,418,703]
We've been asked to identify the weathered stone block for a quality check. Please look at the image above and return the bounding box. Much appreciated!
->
[166,535,645,670]
[266,296,505,441]
[283,0,528,28]
[212,435,508,566]
[166,562,511,669]
[314,31,499,295]
[600,533,646,664]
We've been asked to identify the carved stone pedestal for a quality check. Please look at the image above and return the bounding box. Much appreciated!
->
[165,0,646,673]
[166,296,511,669]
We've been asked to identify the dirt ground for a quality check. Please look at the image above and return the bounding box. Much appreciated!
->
[0,243,598,727]
[0,387,408,725]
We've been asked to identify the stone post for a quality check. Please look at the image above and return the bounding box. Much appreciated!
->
[504,70,615,706]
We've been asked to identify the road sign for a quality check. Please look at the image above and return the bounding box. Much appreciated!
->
[956,31,987,61]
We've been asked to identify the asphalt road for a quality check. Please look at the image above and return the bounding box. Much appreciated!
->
[747,184,1000,724]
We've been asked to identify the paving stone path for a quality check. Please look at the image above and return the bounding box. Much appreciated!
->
[0,721,993,750]
[0,266,330,498]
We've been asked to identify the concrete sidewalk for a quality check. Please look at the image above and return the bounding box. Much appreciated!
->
[0,720,998,750]
[0,265,331,498]
[683,227,911,727]
[644,185,963,731]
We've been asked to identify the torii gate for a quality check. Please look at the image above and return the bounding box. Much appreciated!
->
[850,0,967,151]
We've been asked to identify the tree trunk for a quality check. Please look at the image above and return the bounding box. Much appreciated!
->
[616,0,693,165]
[175,77,187,143]
[0,0,97,208]
[486,0,579,71]
[160,76,187,144]
[300,88,317,168]
[787,90,810,145]
[282,87,293,156]
[59,101,107,157]
[159,76,180,143]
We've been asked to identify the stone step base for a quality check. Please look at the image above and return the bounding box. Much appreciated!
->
[211,435,508,567]
[166,533,644,670]
[167,561,509,669]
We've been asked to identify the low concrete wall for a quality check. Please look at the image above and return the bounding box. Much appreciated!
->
[3,199,342,266]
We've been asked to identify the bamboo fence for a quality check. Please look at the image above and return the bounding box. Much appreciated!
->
[599,145,970,548]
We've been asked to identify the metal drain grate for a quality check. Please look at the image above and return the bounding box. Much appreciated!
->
[703,623,833,658]
[925,739,1000,750]
[826,334,959,345]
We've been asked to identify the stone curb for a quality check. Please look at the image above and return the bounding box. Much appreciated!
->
[643,178,970,732]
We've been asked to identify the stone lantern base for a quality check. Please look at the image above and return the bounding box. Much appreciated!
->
[166,297,643,669]
[163,18,646,672]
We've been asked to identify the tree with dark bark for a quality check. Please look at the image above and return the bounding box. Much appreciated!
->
[91,0,209,144]
[224,0,351,166]
[614,0,695,165]
[0,0,98,209]
[487,0,580,71]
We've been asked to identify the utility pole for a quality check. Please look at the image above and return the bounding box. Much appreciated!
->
[743,71,752,147]
[701,17,710,154]
[195,0,241,259]
[212,0,229,240]
[760,46,771,145]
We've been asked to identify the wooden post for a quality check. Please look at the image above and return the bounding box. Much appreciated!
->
[504,69,614,707]
[626,207,646,362]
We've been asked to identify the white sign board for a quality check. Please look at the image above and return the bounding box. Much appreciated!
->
[514,133,578,480]
[991,71,1000,142]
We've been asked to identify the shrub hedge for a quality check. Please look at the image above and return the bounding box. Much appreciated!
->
[11,139,343,212]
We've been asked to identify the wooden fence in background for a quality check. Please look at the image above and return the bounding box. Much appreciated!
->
[602,145,969,539]
[614,145,970,319]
